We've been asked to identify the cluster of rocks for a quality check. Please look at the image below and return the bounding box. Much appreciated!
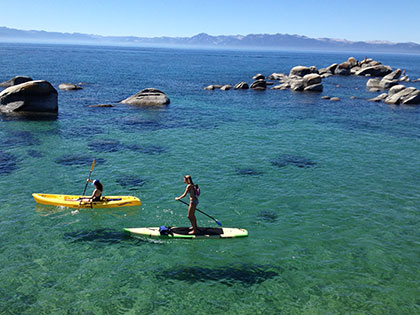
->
[203,56,420,105]
[271,66,323,92]
[369,85,420,105]
[0,75,171,115]
[204,69,324,93]
[318,57,394,77]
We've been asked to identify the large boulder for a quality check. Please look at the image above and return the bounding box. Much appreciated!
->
[334,62,351,75]
[401,89,420,105]
[303,73,321,86]
[0,76,33,87]
[252,73,265,80]
[388,85,407,97]
[326,63,338,73]
[366,78,381,89]
[0,80,58,114]
[350,66,362,74]
[268,73,286,80]
[121,88,170,106]
[250,80,266,90]
[289,66,313,77]
[383,69,401,81]
[233,81,249,89]
[58,83,82,90]
[355,65,393,77]
[385,87,416,104]
[304,84,323,92]
[379,79,398,90]
[290,78,305,91]
[220,84,232,90]
[348,57,358,67]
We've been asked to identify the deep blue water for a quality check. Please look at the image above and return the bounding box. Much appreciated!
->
[0,43,420,314]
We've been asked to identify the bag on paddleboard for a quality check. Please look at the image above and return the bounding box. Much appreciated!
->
[194,185,200,197]
[159,226,172,236]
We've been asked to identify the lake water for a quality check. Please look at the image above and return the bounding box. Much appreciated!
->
[0,43,420,314]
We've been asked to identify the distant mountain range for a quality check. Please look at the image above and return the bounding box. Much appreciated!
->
[1,26,420,53]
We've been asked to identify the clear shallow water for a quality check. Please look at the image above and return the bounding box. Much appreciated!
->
[0,43,420,314]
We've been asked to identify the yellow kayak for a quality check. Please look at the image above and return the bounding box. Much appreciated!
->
[32,193,141,209]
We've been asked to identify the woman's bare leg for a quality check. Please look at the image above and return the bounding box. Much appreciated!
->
[188,202,198,234]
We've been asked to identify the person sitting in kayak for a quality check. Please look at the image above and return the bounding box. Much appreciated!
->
[81,179,103,202]
[175,175,199,234]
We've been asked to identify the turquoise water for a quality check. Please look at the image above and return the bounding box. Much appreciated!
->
[1,43,420,314]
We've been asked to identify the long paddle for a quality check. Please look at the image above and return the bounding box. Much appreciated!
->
[72,159,95,215]
[177,199,222,226]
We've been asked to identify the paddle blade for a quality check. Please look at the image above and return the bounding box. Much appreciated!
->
[216,220,222,226]
[90,159,96,172]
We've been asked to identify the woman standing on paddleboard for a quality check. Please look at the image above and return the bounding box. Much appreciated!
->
[175,175,200,234]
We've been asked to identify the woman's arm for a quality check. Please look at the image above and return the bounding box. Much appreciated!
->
[89,189,98,200]
[175,185,190,200]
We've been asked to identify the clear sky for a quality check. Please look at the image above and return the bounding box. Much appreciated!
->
[1,0,420,43]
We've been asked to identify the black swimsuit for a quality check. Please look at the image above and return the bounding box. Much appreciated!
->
[92,191,102,202]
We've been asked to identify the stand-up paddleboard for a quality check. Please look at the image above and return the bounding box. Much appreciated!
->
[33,193,141,209]
[123,227,248,239]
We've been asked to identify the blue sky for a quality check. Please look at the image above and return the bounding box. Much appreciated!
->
[1,0,420,43]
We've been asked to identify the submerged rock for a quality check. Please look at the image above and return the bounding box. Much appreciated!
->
[257,210,279,223]
[235,168,263,176]
[0,76,33,87]
[27,149,44,158]
[121,88,170,106]
[0,80,58,114]
[116,175,145,189]
[55,155,105,166]
[0,151,18,175]
[271,154,316,168]
[88,139,122,153]
[88,104,115,108]
[125,144,168,155]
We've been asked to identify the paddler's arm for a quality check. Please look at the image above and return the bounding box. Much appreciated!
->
[175,185,190,200]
